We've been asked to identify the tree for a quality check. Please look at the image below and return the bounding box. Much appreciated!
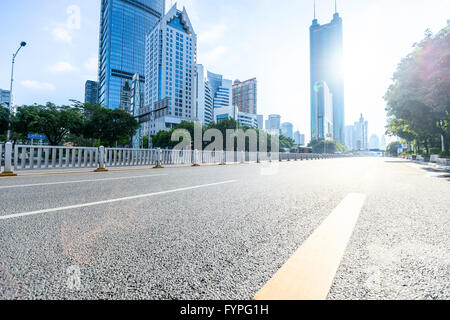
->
[0,104,10,137]
[12,103,84,146]
[385,26,450,155]
[386,141,401,157]
[309,139,347,154]
[82,105,140,147]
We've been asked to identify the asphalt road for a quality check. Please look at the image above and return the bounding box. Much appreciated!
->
[0,157,448,300]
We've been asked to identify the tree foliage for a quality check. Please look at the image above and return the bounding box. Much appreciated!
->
[0,104,10,137]
[308,139,347,154]
[385,26,450,155]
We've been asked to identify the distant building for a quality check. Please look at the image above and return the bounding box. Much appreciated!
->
[369,134,380,150]
[281,122,294,139]
[196,64,232,126]
[131,73,144,148]
[345,125,355,150]
[232,78,257,115]
[98,0,165,109]
[119,81,132,113]
[310,6,345,143]
[257,115,264,130]
[353,114,369,150]
[84,81,99,104]
[380,135,387,150]
[294,131,305,146]
[144,5,197,136]
[214,105,238,122]
[265,114,281,135]
[312,81,333,140]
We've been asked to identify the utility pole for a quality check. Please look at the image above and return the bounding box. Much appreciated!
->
[6,41,27,141]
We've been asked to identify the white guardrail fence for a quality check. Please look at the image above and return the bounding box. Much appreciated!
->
[0,142,347,175]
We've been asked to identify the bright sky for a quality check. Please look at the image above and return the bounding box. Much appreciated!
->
[1,0,449,142]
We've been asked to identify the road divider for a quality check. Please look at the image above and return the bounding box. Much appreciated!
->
[254,193,367,300]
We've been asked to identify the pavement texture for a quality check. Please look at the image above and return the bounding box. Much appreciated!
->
[0,157,448,300]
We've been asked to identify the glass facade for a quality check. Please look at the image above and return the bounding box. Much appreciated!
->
[98,0,165,109]
[310,12,345,144]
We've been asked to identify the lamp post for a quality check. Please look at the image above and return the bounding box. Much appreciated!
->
[6,41,27,141]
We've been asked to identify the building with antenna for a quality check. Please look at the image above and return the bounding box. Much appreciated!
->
[310,0,345,144]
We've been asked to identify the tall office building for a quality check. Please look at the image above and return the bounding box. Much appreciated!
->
[353,114,369,150]
[232,78,257,115]
[84,81,99,104]
[294,131,306,146]
[281,122,294,140]
[98,0,165,109]
[144,5,197,135]
[265,114,281,135]
[345,125,355,150]
[312,81,334,140]
[257,115,264,130]
[310,4,345,143]
[196,64,232,125]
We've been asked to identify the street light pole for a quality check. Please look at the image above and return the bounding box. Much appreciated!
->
[6,41,27,141]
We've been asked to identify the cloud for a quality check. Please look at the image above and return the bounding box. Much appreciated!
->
[84,55,98,73]
[198,24,228,46]
[49,61,79,73]
[21,80,56,91]
[200,45,228,63]
[51,27,72,44]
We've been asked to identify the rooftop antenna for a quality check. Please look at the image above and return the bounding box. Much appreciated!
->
[314,0,316,19]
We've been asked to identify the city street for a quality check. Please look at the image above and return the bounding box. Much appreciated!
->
[0,157,449,300]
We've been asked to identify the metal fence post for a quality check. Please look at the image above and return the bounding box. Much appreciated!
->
[1,142,17,177]
[219,150,226,165]
[154,148,164,168]
[192,149,200,167]
[94,146,108,172]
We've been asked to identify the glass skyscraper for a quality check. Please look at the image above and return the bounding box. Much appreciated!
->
[98,0,165,109]
[310,10,345,144]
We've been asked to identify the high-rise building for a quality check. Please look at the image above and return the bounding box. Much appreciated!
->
[131,73,144,148]
[0,89,11,108]
[353,114,369,150]
[294,131,306,146]
[257,115,264,130]
[281,122,294,140]
[265,114,281,135]
[196,65,232,126]
[232,78,257,115]
[144,5,197,136]
[98,0,165,109]
[119,80,132,112]
[369,134,380,150]
[84,81,99,104]
[345,125,355,150]
[380,135,387,151]
[312,81,334,140]
[310,5,345,143]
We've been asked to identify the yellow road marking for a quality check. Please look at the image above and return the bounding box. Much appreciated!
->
[254,193,367,300]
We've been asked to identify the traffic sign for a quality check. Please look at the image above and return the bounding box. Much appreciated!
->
[28,134,46,140]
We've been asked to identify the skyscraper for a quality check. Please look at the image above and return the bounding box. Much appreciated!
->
[310,3,345,143]
[98,0,165,109]
[281,122,294,140]
[265,114,281,135]
[144,5,197,136]
[84,81,99,104]
[313,81,334,140]
[232,78,257,115]
[354,114,369,151]
[196,64,232,125]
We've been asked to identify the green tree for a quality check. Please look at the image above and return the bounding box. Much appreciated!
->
[386,141,401,157]
[12,103,84,146]
[309,139,347,154]
[0,104,10,138]
[385,26,450,154]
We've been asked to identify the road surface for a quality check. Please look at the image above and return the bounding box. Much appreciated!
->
[0,157,448,299]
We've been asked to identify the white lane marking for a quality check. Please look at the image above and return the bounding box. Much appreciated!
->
[0,174,168,189]
[255,193,367,300]
[0,180,237,221]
